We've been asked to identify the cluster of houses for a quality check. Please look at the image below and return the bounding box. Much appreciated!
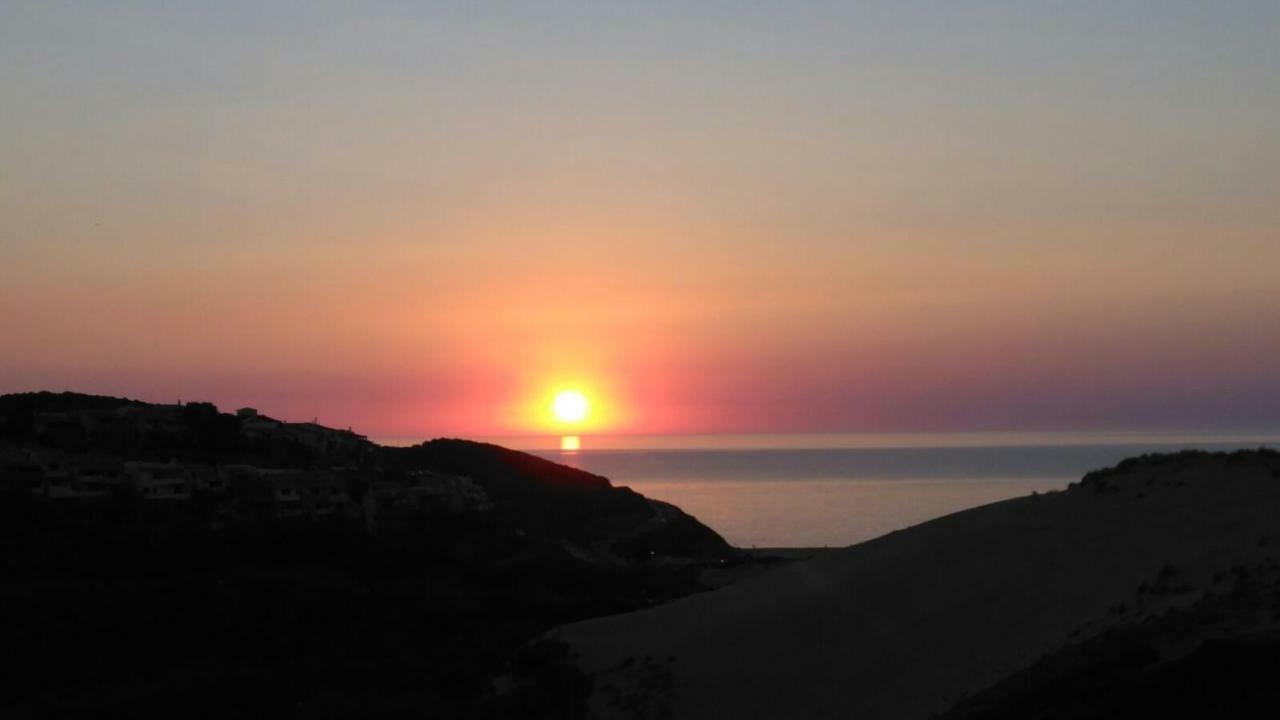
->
[233,407,370,458]
[0,452,205,501]
[0,399,495,528]
[23,402,371,460]
[1,455,492,529]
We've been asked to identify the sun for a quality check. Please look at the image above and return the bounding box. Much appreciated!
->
[551,390,590,424]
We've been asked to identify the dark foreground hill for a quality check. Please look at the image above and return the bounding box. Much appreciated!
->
[539,448,1280,719]
[0,392,735,718]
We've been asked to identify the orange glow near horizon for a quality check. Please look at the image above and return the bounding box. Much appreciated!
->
[506,376,632,436]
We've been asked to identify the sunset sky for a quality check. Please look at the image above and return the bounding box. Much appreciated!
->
[3,2,1279,437]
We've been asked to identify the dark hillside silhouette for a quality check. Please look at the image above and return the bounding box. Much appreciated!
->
[0,391,736,717]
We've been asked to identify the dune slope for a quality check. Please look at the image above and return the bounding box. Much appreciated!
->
[550,450,1280,719]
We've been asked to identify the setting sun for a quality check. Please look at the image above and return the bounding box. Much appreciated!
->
[551,390,590,424]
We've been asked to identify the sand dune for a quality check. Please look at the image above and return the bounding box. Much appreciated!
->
[551,450,1280,719]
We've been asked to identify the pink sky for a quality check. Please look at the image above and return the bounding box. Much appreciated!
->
[3,4,1279,437]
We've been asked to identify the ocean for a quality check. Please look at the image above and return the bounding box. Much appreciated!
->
[376,431,1280,548]
[509,432,1279,548]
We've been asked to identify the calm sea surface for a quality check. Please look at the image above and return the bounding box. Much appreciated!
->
[383,432,1280,548]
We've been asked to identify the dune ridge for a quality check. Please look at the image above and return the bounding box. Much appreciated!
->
[550,449,1280,719]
